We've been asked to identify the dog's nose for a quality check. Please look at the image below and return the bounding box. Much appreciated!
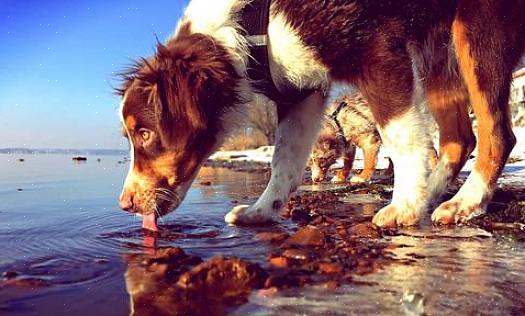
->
[119,191,134,211]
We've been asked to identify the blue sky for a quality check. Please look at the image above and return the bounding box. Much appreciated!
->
[0,0,188,149]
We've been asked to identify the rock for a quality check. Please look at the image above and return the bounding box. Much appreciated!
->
[2,271,19,279]
[256,232,289,244]
[319,262,343,274]
[282,225,325,247]
[281,249,310,261]
[176,256,267,304]
[4,277,51,288]
[348,223,381,238]
[264,273,311,288]
[199,181,212,186]
[269,256,289,268]
[257,286,279,298]
[322,280,339,290]
[290,207,312,222]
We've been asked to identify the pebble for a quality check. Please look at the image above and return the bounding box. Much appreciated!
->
[269,256,289,268]
[2,271,19,279]
[319,262,343,274]
[282,225,325,247]
[281,249,309,261]
[256,232,289,244]
[348,223,381,238]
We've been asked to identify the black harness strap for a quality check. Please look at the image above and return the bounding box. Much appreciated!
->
[330,101,349,148]
[238,0,315,109]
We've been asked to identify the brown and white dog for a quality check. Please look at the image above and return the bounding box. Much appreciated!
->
[309,92,386,184]
[118,0,525,229]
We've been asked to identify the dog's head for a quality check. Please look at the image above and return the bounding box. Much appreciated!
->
[309,122,346,182]
[117,24,241,219]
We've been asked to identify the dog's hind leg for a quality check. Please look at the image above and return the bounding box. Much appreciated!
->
[351,136,379,183]
[411,26,475,206]
[357,45,433,227]
[225,91,326,224]
[432,1,525,224]
[424,67,475,205]
[332,144,356,183]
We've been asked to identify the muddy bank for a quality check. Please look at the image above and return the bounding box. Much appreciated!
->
[203,159,270,173]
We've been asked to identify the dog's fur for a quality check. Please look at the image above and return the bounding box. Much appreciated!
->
[309,92,385,184]
[118,0,525,228]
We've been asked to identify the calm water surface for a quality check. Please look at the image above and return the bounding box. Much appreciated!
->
[1,154,524,315]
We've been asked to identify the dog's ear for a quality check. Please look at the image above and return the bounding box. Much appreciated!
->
[151,33,240,136]
[335,133,346,145]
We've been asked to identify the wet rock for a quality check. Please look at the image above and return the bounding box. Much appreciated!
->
[264,272,311,288]
[318,262,343,274]
[256,232,289,244]
[2,271,19,279]
[269,256,289,268]
[257,286,279,298]
[282,249,310,261]
[322,280,339,290]
[3,277,51,288]
[289,207,312,222]
[282,225,325,248]
[176,256,267,304]
[348,223,381,238]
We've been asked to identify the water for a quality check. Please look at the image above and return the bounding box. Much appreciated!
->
[1,154,525,315]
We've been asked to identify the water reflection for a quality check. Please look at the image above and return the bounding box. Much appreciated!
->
[239,225,525,315]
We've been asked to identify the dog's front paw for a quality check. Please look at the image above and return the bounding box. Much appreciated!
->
[350,175,367,184]
[372,204,421,228]
[431,200,484,225]
[331,175,346,183]
[225,205,278,225]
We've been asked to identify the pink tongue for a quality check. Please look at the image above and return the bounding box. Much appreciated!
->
[142,213,158,232]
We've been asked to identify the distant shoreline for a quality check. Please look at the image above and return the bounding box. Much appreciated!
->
[0,148,127,156]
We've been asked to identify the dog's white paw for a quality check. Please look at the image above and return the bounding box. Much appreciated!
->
[331,175,346,183]
[372,204,421,228]
[431,200,485,225]
[350,175,367,184]
[225,205,278,225]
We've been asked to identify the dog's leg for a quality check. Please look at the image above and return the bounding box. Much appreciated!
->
[425,79,474,204]
[225,91,325,224]
[351,136,379,183]
[357,48,432,227]
[432,9,524,224]
[428,146,439,171]
[332,144,355,183]
[410,25,476,206]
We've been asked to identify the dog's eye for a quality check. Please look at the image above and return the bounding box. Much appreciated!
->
[138,128,152,143]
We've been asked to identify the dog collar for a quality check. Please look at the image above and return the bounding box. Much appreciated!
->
[238,0,315,107]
